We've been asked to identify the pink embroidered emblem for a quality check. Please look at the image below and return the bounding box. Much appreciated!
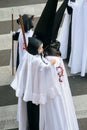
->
[22,43,26,50]
[56,66,64,82]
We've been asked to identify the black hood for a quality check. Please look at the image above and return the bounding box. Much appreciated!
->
[34,0,58,48]
[17,14,33,32]
[27,37,42,55]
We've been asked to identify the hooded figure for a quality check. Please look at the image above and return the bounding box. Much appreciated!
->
[11,37,79,130]
[51,0,68,42]
[52,0,72,60]
[48,0,69,56]
[11,36,79,130]
[13,14,33,41]
[34,0,69,56]
[34,0,58,49]
[10,14,34,70]
[11,0,79,130]
[27,0,79,130]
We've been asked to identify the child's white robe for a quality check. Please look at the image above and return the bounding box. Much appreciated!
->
[11,53,79,130]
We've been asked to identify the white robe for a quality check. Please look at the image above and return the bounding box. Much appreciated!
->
[10,28,21,67]
[10,29,33,68]
[18,29,33,63]
[68,0,87,76]
[11,53,79,130]
[58,0,87,77]
[57,10,71,59]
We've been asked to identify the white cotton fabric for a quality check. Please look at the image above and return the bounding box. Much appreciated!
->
[10,40,18,67]
[9,29,33,67]
[18,29,33,63]
[41,56,79,130]
[11,53,61,105]
[57,10,71,59]
[68,0,87,76]
[58,0,87,76]
[11,54,79,130]
[9,28,22,67]
[17,98,28,130]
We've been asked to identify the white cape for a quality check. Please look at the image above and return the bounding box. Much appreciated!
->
[11,53,79,130]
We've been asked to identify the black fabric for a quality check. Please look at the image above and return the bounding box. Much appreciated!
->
[44,40,61,56]
[12,32,20,70]
[70,0,75,2]
[17,18,20,25]
[51,0,73,59]
[22,14,33,32]
[16,43,19,70]
[27,37,42,55]
[13,32,20,41]
[18,14,33,32]
[34,0,58,48]
[51,0,68,42]
[67,13,72,61]
[27,101,39,130]
[67,5,72,15]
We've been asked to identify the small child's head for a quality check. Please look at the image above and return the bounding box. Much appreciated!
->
[27,37,43,55]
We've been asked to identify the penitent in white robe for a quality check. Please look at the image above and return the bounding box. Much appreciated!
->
[58,0,87,77]
[11,52,79,130]
[10,29,33,68]
[57,10,71,59]
[68,0,87,76]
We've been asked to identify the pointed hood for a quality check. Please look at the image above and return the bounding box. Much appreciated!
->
[51,0,68,42]
[34,0,58,48]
